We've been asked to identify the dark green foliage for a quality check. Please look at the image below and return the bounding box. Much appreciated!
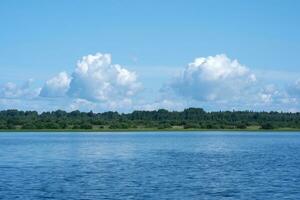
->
[183,123,200,129]
[109,122,130,129]
[58,122,68,129]
[0,108,299,130]
[44,122,60,129]
[22,123,36,129]
[260,123,275,130]
[237,123,247,129]
[72,125,80,129]
[157,122,172,129]
[80,123,93,129]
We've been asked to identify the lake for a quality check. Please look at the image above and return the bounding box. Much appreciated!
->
[0,132,300,199]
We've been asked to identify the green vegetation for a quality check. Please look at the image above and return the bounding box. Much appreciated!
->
[0,108,299,131]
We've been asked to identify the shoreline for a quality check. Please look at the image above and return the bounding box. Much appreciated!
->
[1,128,300,132]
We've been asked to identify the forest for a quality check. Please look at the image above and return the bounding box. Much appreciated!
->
[0,108,299,131]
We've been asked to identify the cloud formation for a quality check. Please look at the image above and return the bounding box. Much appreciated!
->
[134,99,187,111]
[259,84,280,104]
[0,80,40,99]
[170,54,256,101]
[1,52,299,112]
[67,53,141,103]
[40,72,71,97]
[37,53,142,111]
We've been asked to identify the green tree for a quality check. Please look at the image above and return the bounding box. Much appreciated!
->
[261,123,274,130]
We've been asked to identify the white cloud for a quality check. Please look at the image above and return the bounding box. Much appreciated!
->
[68,97,134,112]
[68,98,95,111]
[135,99,187,111]
[0,80,40,99]
[40,72,71,97]
[259,84,280,103]
[170,54,256,101]
[251,84,299,112]
[2,52,299,113]
[106,98,133,111]
[36,53,142,112]
[67,53,142,102]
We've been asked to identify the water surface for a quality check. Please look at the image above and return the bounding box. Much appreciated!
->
[0,132,300,199]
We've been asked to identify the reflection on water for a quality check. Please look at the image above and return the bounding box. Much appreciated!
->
[0,132,300,199]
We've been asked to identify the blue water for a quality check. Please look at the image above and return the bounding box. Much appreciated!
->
[0,132,300,199]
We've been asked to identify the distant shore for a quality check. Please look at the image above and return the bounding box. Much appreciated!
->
[1,108,300,132]
[1,128,300,132]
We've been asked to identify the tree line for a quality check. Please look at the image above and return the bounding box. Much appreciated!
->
[0,108,299,130]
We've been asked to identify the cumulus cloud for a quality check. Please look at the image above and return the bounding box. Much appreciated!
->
[0,80,40,99]
[67,53,141,102]
[38,53,142,111]
[3,52,299,112]
[169,54,256,101]
[68,97,134,112]
[40,72,71,97]
[68,98,95,111]
[246,83,299,112]
[134,99,187,111]
[258,84,280,103]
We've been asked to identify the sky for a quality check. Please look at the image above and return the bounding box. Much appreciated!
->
[0,0,300,112]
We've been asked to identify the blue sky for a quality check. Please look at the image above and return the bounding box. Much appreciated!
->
[0,0,300,112]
